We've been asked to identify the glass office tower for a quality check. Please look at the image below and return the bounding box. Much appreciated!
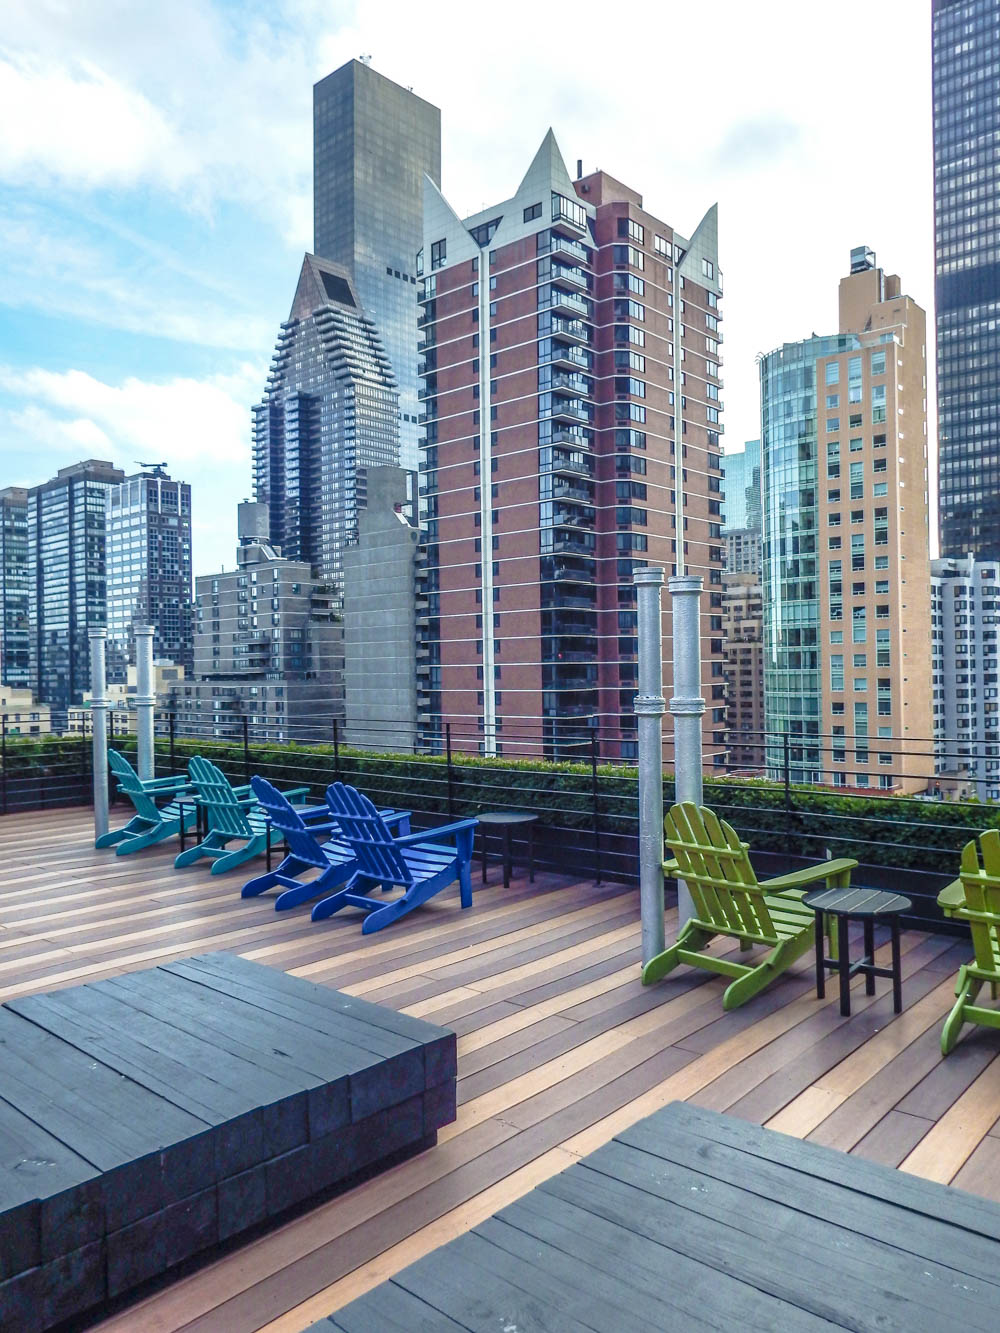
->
[933,0,1000,557]
[313,59,441,472]
[106,466,193,683]
[0,487,30,689]
[26,459,124,727]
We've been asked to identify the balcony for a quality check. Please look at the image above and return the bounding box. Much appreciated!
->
[551,501,595,530]
[547,396,591,425]
[550,370,593,398]
[546,558,596,583]
[545,285,592,319]
[550,529,596,557]
[547,230,590,265]
[550,315,591,345]
[545,342,591,371]
[551,479,594,503]
[551,191,588,234]
[550,260,589,291]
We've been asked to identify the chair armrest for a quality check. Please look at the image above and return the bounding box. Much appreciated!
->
[663,858,680,876]
[395,818,479,846]
[231,783,252,797]
[761,858,858,894]
[282,786,312,803]
[937,878,965,917]
[298,804,335,821]
[382,809,412,828]
[142,774,192,791]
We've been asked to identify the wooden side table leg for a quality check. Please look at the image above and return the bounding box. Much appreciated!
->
[814,910,825,1000]
[837,914,851,1017]
[863,918,876,995]
[528,821,534,883]
[891,916,903,1013]
[503,827,511,889]
[481,828,488,883]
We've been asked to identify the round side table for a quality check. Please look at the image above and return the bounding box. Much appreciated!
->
[477,811,538,888]
[803,886,911,1017]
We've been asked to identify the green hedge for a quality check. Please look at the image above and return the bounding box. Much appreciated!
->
[4,734,997,876]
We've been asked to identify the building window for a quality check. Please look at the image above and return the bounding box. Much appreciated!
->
[431,238,447,271]
[826,362,840,385]
[523,202,542,222]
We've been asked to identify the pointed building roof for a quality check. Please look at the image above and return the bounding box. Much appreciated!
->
[289,254,360,322]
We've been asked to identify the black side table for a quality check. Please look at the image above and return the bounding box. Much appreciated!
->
[803,886,911,1017]
[478,811,538,888]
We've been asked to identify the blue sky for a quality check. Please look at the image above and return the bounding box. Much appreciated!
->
[0,0,935,574]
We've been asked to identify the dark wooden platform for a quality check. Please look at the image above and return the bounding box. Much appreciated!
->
[308,1100,1000,1332]
[0,952,456,1331]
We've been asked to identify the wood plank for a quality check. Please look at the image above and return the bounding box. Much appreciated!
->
[900,1054,1000,1183]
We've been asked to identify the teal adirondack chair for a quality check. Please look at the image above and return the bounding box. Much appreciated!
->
[95,749,194,854]
[940,831,1000,1054]
[642,802,857,1009]
[174,755,312,875]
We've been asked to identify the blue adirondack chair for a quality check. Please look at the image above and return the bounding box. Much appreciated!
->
[95,749,195,854]
[311,782,478,933]
[175,755,312,875]
[241,776,411,912]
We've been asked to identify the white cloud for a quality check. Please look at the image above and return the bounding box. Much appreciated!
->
[0,53,185,189]
[0,361,266,572]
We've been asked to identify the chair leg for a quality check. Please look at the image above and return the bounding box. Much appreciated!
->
[723,930,814,1011]
[942,970,980,1055]
[641,923,713,986]
[242,855,309,898]
[210,840,260,875]
[458,858,473,909]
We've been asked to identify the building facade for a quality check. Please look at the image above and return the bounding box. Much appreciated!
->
[722,570,765,772]
[417,133,726,759]
[724,527,762,576]
[26,459,125,727]
[760,249,932,793]
[342,466,421,750]
[931,553,1000,801]
[0,685,51,736]
[934,0,1000,558]
[721,439,761,533]
[313,59,441,473]
[170,505,342,742]
[0,487,30,689]
[252,255,399,589]
[106,466,193,682]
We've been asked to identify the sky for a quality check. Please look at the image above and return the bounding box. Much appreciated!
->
[0,0,936,575]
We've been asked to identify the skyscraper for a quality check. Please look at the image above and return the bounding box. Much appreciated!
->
[252,255,399,587]
[0,487,30,689]
[416,133,726,759]
[313,59,441,472]
[26,459,125,726]
[721,439,761,533]
[760,249,932,792]
[106,465,193,682]
[933,0,1000,558]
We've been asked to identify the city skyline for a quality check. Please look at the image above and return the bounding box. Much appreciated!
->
[0,0,935,575]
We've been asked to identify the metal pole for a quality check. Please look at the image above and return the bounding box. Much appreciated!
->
[89,627,109,842]
[134,624,155,781]
[242,715,250,784]
[445,722,455,818]
[634,567,666,965]
[590,730,602,887]
[668,572,704,930]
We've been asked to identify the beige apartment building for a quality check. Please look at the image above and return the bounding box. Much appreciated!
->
[66,663,185,738]
[760,247,932,793]
[0,686,51,736]
[722,571,765,771]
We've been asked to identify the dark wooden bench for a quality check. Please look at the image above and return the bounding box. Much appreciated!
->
[0,952,456,1330]
[308,1099,1000,1331]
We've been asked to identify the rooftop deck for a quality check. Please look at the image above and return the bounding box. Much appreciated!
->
[2,806,1000,1332]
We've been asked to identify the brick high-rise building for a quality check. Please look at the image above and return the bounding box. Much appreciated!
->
[722,570,765,771]
[417,133,726,759]
[760,248,932,792]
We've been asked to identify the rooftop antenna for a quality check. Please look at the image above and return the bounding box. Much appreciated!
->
[359,53,372,66]
[136,461,168,477]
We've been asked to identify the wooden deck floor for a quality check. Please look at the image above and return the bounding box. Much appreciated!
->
[2,806,1000,1333]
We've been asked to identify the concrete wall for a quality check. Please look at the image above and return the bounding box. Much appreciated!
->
[343,467,420,750]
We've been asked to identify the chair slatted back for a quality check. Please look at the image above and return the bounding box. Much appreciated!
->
[326,782,413,886]
[189,755,252,839]
[665,802,777,942]
[108,749,158,821]
[957,831,1000,975]
[250,775,326,868]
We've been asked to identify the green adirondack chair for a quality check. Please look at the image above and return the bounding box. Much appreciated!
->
[641,802,857,1010]
[174,755,313,875]
[96,749,194,854]
[940,831,1000,1054]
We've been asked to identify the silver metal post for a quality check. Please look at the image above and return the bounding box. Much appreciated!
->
[668,573,705,928]
[89,628,109,842]
[135,625,155,780]
[634,568,666,966]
